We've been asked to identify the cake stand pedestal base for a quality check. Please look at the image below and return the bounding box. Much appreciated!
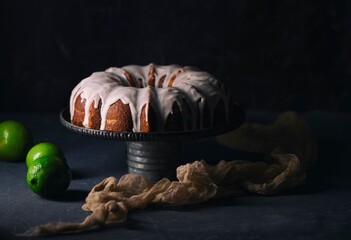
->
[60,106,245,183]
[126,141,181,183]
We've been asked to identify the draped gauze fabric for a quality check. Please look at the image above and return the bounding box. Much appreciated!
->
[22,112,317,237]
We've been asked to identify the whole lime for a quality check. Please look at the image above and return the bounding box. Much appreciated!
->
[27,156,71,198]
[0,120,33,162]
[26,142,66,167]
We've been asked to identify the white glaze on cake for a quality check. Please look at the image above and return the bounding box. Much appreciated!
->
[70,64,230,132]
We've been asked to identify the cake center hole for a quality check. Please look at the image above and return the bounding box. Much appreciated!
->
[137,76,166,88]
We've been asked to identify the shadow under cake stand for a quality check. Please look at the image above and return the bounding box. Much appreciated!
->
[60,107,245,182]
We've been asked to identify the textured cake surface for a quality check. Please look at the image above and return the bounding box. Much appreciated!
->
[70,64,233,132]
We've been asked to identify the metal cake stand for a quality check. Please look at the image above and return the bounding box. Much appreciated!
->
[60,106,245,182]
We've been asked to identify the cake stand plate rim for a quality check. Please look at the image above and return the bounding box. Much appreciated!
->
[59,107,245,142]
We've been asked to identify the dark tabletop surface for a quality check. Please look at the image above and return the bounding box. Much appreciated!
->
[0,111,350,240]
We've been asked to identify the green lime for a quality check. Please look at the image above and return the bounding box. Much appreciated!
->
[26,156,71,198]
[0,120,33,162]
[26,142,66,167]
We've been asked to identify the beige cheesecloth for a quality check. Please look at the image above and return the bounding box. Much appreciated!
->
[22,111,317,236]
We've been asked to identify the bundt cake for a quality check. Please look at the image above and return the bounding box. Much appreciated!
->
[70,64,238,132]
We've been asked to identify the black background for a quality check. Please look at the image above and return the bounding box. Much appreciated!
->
[1,0,350,113]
